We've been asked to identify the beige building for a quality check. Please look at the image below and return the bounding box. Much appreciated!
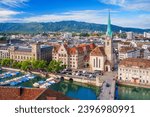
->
[9,43,52,62]
[52,43,95,69]
[0,46,10,59]
[118,58,150,85]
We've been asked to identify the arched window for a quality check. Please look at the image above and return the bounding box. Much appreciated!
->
[93,59,95,67]
[107,41,109,46]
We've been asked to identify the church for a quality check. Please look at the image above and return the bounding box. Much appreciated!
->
[90,11,114,72]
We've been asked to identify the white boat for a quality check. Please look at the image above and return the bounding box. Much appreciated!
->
[50,80,55,84]
[33,83,39,88]
[39,82,51,88]
[46,77,54,81]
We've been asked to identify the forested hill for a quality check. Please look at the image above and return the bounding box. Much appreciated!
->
[0,21,149,33]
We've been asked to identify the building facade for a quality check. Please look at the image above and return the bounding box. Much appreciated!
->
[0,43,53,62]
[52,43,95,69]
[118,58,150,85]
[119,47,141,60]
[0,46,10,59]
[126,32,134,39]
[89,11,114,72]
[144,47,150,59]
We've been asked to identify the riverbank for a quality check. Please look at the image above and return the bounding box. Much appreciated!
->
[2,67,103,87]
[118,81,150,89]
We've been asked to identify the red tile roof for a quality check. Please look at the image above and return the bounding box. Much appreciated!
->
[0,87,71,100]
[90,47,106,56]
[53,43,95,55]
[89,43,96,50]
[119,58,150,68]
[119,47,137,53]
[105,60,111,65]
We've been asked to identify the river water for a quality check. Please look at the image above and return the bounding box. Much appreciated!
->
[118,85,150,100]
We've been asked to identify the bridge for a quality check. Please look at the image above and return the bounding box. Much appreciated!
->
[98,79,116,100]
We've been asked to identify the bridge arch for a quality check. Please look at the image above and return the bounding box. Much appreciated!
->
[60,76,64,81]
[69,78,73,83]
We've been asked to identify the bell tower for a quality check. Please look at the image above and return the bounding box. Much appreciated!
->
[105,10,114,68]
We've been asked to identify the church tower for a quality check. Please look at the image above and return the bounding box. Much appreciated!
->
[31,42,41,60]
[104,11,114,70]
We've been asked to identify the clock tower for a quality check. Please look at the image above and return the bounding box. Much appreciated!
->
[104,11,114,70]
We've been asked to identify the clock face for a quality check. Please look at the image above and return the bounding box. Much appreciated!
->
[106,36,111,40]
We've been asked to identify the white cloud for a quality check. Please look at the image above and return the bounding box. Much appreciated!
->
[0,8,23,22]
[0,9,21,17]
[100,0,125,6]
[0,0,29,7]
[20,10,150,29]
[99,0,150,11]
[22,10,114,23]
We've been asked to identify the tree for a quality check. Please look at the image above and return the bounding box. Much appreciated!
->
[37,60,47,70]
[12,61,22,69]
[31,60,39,70]
[31,60,47,70]
[48,60,65,73]
[21,60,31,71]
[1,58,13,67]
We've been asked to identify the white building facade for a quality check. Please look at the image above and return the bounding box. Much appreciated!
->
[118,58,150,85]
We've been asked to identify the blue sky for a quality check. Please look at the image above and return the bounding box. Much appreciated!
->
[0,0,149,29]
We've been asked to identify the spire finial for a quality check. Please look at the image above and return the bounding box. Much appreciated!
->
[106,10,113,38]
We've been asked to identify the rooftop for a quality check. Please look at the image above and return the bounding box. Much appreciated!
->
[119,47,138,53]
[90,46,106,56]
[119,58,150,68]
[0,87,71,100]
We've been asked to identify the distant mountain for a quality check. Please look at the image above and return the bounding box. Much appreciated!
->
[0,21,149,33]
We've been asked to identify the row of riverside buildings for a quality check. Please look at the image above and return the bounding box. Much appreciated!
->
[0,43,53,62]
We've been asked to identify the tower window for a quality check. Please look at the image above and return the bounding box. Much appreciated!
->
[107,42,109,46]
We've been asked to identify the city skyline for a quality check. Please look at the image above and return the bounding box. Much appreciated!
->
[0,0,150,29]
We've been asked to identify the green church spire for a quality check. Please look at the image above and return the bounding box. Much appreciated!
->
[106,10,113,38]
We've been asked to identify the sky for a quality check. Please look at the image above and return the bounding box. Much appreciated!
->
[0,0,150,29]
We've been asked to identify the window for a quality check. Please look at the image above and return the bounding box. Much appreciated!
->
[93,59,95,67]
[99,59,100,68]
[107,42,109,46]
[96,57,98,68]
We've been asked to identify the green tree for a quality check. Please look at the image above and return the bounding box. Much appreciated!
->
[37,60,47,70]
[21,60,31,71]
[12,61,22,69]
[48,60,65,73]
[1,58,13,67]
[31,60,39,70]
[31,60,47,70]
